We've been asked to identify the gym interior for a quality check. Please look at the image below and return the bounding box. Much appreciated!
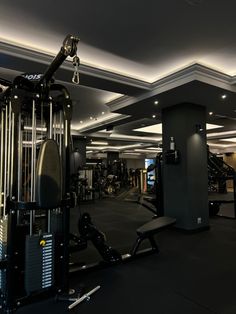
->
[1,1,236,313]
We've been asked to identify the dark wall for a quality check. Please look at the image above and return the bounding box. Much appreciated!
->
[162,103,209,230]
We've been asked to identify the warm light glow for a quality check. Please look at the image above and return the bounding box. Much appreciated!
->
[110,133,162,142]
[147,147,162,150]
[91,141,108,145]
[219,137,236,143]
[207,130,236,138]
[123,152,142,155]
[206,123,224,130]
[87,143,143,151]
[207,143,236,148]
[134,148,162,153]
[134,123,162,134]
[134,123,223,134]
[1,27,236,82]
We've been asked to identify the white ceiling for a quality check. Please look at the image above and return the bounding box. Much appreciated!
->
[1,0,236,155]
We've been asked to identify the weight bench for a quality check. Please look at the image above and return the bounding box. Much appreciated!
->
[130,216,176,256]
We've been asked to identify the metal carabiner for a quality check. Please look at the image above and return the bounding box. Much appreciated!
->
[72,56,80,84]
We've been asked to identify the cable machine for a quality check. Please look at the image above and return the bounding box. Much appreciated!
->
[0,34,82,313]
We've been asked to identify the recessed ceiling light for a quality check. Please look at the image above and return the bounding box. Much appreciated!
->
[221,94,227,99]
[152,114,156,118]
[209,112,213,115]
[89,116,93,120]
[154,100,159,105]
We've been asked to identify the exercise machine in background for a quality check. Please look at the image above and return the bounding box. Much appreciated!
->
[138,154,164,217]
[208,149,236,218]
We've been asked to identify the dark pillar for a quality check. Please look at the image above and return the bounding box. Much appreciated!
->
[162,103,209,231]
[107,151,119,174]
[71,137,86,173]
[107,151,119,164]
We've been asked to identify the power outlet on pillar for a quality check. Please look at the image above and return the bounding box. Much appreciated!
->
[197,217,202,224]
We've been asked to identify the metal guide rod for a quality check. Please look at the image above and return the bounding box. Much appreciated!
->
[65,120,68,148]
[53,113,56,140]
[10,113,15,198]
[31,102,35,201]
[23,129,26,202]
[49,101,53,139]
[27,125,30,201]
[7,103,12,196]
[30,100,36,236]
[0,110,4,216]
[47,101,54,233]
[17,114,22,223]
[59,111,62,156]
[68,286,101,310]
[3,105,8,216]
[17,114,22,201]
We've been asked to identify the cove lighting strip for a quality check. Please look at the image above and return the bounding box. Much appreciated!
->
[122,152,142,156]
[219,138,236,143]
[90,141,108,145]
[207,130,236,139]
[134,123,223,134]
[109,133,161,142]
[86,143,143,151]
[207,143,236,148]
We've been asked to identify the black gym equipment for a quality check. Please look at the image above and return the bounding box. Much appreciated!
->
[139,153,164,217]
[0,34,177,312]
[69,213,176,273]
[208,149,236,218]
[0,34,93,313]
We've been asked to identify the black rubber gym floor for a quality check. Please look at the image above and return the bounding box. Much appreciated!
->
[18,197,236,314]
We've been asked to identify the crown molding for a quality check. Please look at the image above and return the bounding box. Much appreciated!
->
[108,63,236,112]
[0,41,150,90]
[2,41,236,114]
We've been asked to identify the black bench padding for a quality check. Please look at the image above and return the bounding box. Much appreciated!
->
[36,139,62,209]
[131,216,176,256]
[137,216,176,236]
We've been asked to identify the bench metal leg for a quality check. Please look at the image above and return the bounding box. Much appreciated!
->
[130,237,143,256]
[148,235,159,253]
[131,235,159,256]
